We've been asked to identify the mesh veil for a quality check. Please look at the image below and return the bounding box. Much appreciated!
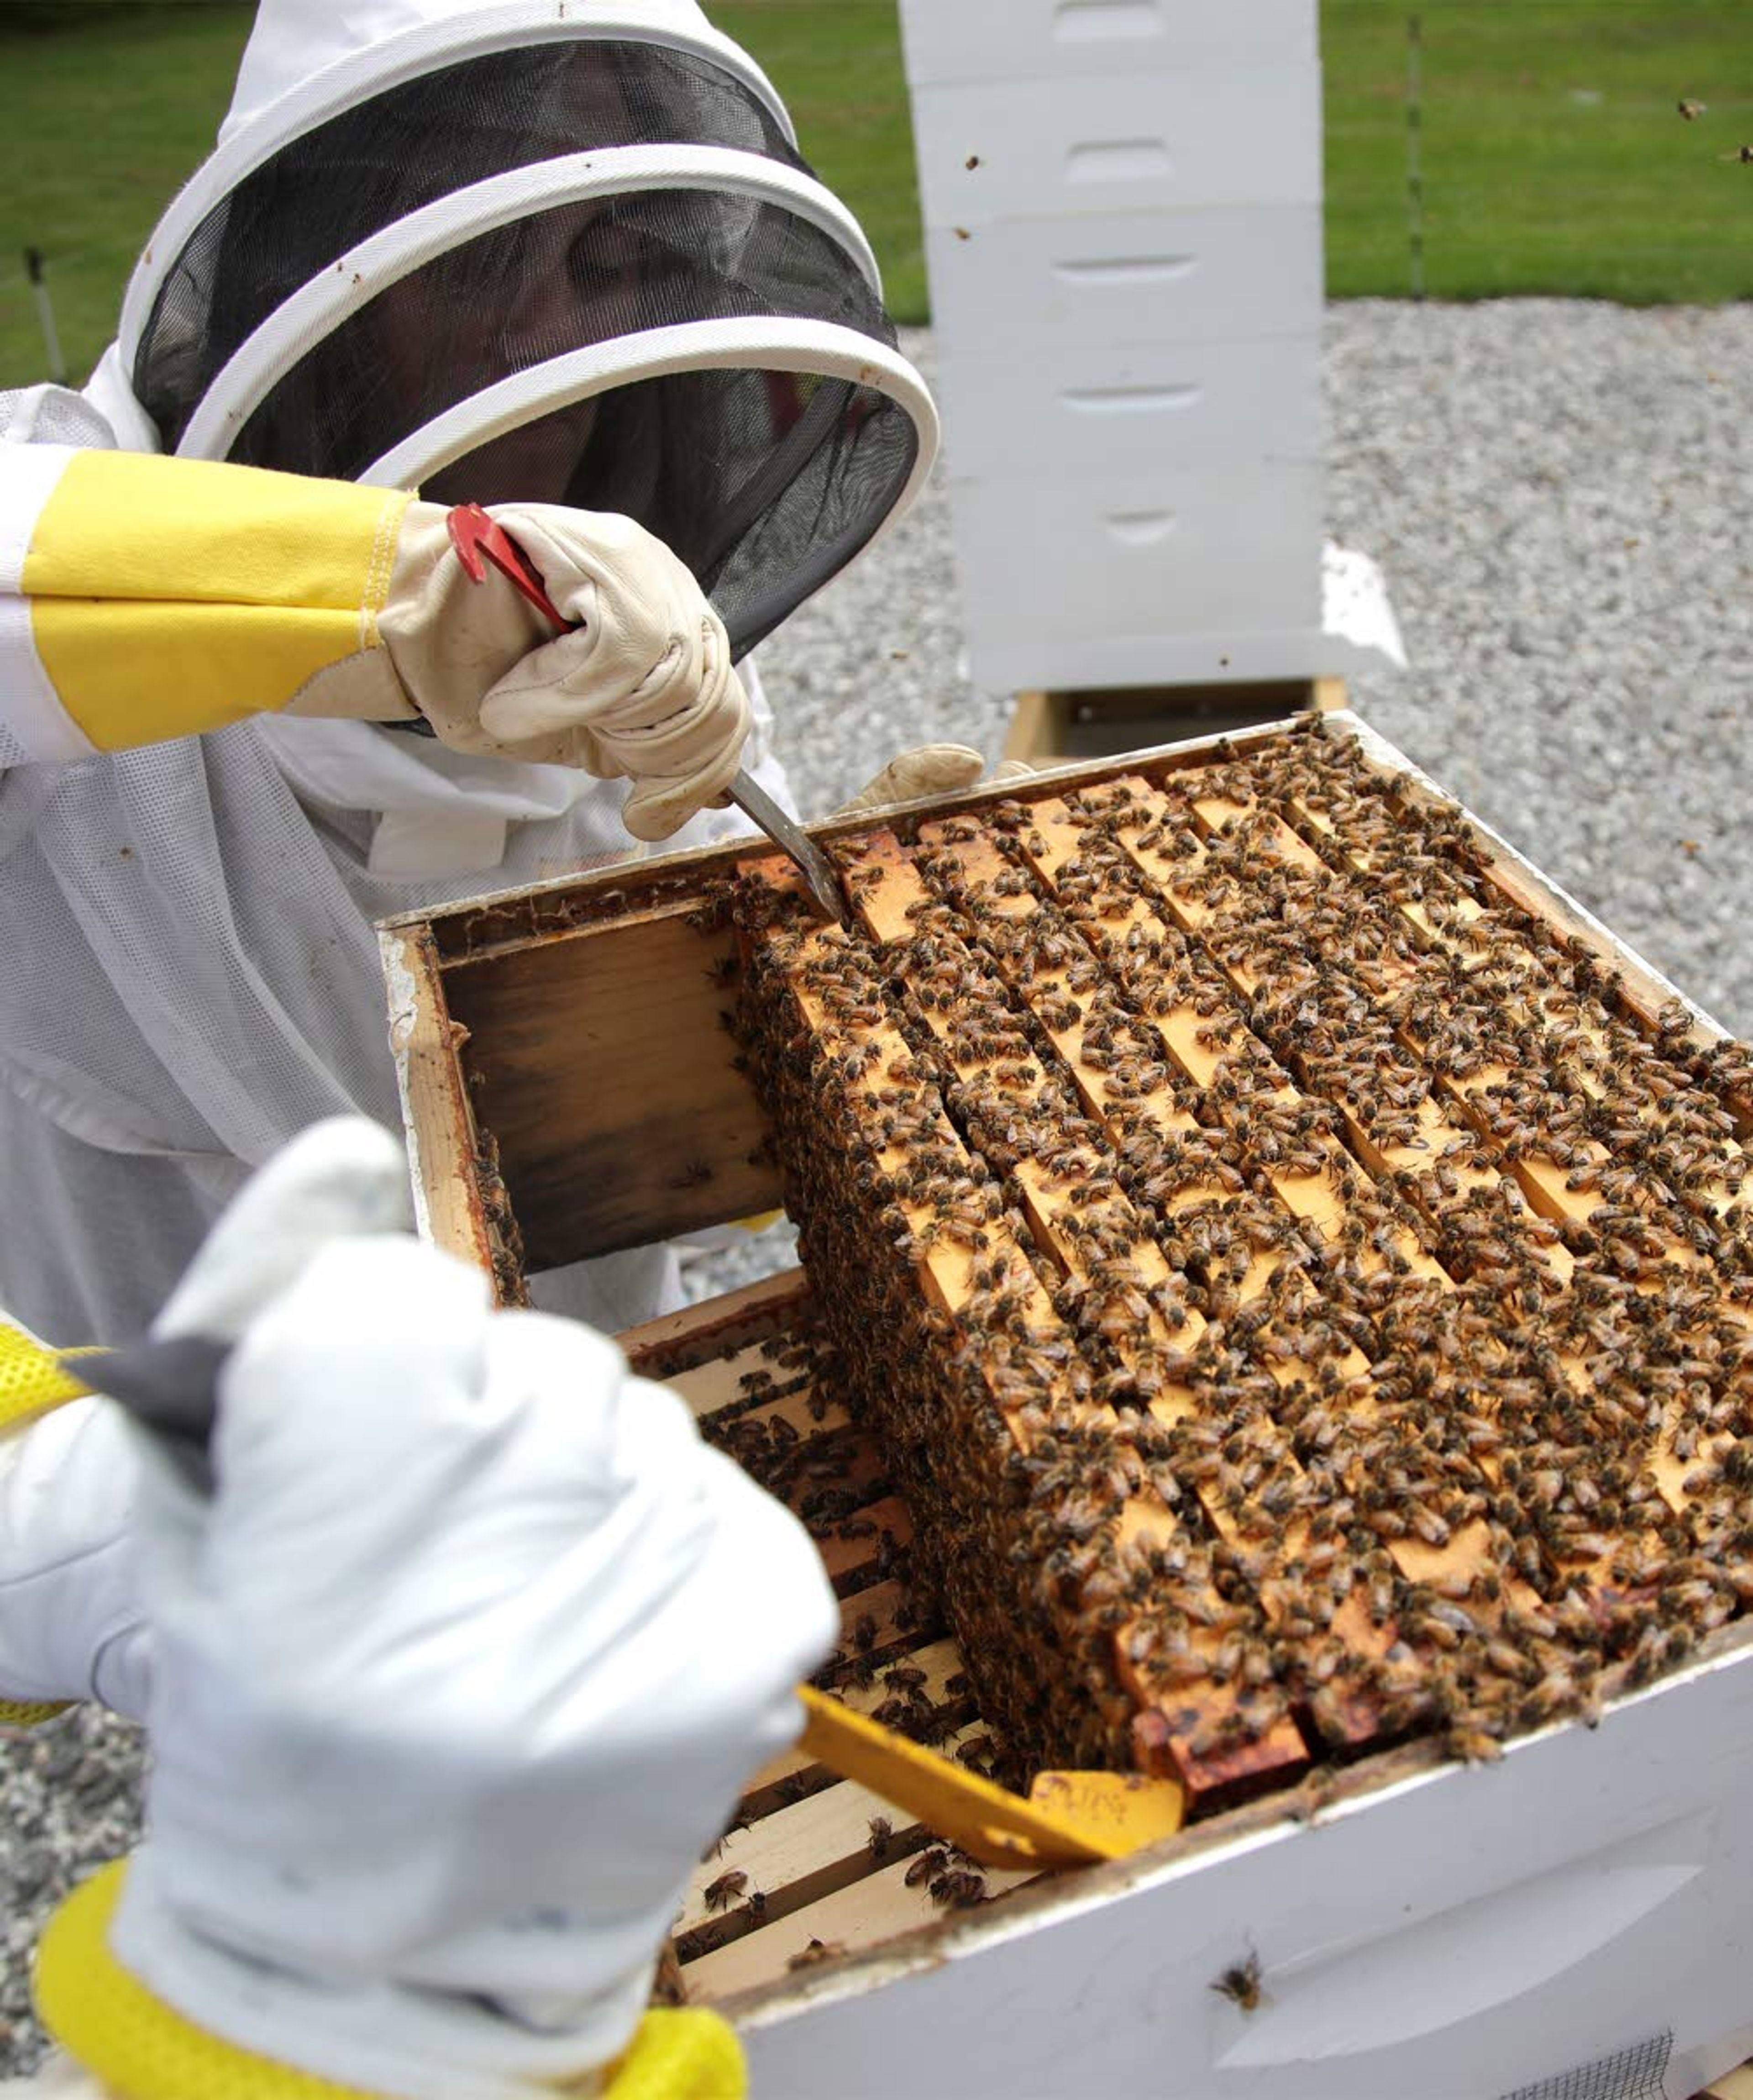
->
[129,37,925,654]
[131,40,802,448]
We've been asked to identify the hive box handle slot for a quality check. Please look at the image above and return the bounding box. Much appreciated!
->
[1217,1810,1711,2067]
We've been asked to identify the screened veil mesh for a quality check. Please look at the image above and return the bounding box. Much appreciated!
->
[239,190,915,654]
[132,39,803,451]
[517,363,916,659]
[1497,2033,1673,2100]
[129,36,921,656]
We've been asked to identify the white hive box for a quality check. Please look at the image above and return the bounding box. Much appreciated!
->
[929,332,1320,484]
[744,1645,1753,2098]
[899,0,1319,88]
[907,69,1323,228]
[383,714,1753,2100]
[897,0,1382,698]
[922,205,1324,353]
[948,463,1324,694]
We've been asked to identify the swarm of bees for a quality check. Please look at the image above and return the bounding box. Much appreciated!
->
[729,723,1753,1800]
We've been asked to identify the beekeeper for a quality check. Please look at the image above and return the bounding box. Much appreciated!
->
[1,1117,838,2099]
[0,0,946,1348]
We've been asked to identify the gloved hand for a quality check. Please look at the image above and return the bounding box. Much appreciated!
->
[92,1118,835,2098]
[9,451,744,839]
[0,1122,417,1729]
[375,501,752,842]
[840,743,1034,814]
[0,1379,147,1724]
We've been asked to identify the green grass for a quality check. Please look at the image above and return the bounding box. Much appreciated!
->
[0,4,253,390]
[2,1,1749,389]
[0,0,922,390]
[714,2,926,323]
[1323,2,1753,303]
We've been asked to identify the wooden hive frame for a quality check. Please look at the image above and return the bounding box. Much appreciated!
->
[379,711,1753,2024]
[613,1274,1043,1999]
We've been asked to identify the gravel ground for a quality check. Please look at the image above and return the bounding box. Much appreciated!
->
[4,299,1750,2079]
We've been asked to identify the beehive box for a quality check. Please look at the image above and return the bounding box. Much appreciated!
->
[380,714,1753,2100]
[897,0,1331,694]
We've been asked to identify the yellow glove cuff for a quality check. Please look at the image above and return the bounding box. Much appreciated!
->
[38,1862,383,2099]
[0,1697,68,1726]
[24,451,411,752]
[38,1862,748,2100]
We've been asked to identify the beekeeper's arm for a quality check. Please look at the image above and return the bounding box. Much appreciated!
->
[0,442,748,840]
[7,1119,838,2098]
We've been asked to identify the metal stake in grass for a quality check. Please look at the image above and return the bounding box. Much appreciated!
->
[1405,16,1426,302]
[24,249,65,386]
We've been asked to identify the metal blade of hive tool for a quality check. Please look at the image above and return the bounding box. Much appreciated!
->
[724,770,850,926]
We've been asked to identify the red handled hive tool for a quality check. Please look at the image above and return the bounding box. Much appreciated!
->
[446,505,850,925]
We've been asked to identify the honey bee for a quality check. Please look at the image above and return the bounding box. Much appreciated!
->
[787,1937,848,1970]
[703,1870,749,1912]
[1210,1952,1263,2013]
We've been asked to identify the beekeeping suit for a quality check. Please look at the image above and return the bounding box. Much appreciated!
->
[2,1119,839,2100]
[0,0,938,1347]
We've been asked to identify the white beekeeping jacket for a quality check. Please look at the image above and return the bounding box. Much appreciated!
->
[0,379,786,1343]
[0,0,935,1345]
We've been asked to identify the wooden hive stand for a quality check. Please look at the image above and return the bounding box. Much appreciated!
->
[1003,678,1349,769]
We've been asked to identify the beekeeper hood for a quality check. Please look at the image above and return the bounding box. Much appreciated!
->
[97,0,937,658]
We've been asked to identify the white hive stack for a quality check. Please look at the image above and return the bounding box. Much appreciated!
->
[898,0,1340,696]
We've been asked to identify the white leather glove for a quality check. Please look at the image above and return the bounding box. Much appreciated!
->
[293,500,752,842]
[104,1119,836,2100]
[0,1125,416,1725]
[382,502,752,842]
[840,744,1033,814]
[0,1389,147,1721]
